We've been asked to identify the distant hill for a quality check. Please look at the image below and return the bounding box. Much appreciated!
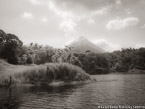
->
[68,36,105,53]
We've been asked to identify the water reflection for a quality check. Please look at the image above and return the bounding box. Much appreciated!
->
[0,74,145,109]
[0,84,79,109]
[0,87,21,109]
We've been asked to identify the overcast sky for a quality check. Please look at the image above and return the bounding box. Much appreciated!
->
[0,0,145,51]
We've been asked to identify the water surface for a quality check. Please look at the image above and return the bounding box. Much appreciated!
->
[0,74,145,109]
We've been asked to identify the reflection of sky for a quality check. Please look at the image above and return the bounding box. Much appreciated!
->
[0,74,145,108]
[0,0,145,51]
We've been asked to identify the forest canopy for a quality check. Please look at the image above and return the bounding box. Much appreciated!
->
[0,29,145,74]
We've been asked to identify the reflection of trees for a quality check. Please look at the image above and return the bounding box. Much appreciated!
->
[0,88,20,109]
[28,84,78,94]
[18,85,79,109]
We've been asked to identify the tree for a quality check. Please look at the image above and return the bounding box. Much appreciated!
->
[69,53,82,67]
[0,30,7,56]
[26,56,33,64]
[0,31,23,64]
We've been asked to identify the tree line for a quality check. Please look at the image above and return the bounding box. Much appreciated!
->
[0,29,145,74]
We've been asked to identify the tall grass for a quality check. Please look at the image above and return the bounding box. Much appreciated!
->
[21,63,91,84]
[0,59,37,87]
[0,61,91,86]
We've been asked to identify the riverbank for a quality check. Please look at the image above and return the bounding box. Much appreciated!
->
[0,59,92,87]
[108,69,145,75]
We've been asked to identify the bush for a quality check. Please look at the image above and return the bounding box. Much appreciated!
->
[19,63,91,84]
[26,56,33,64]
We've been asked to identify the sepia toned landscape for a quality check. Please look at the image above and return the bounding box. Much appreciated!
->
[0,0,145,109]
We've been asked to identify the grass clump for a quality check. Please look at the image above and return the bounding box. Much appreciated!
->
[22,63,91,85]
[0,59,91,86]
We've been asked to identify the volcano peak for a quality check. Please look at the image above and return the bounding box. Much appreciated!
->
[68,36,104,53]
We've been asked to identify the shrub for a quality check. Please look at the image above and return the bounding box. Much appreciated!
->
[20,63,91,84]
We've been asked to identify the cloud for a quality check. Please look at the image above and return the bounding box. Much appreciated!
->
[88,19,95,24]
[29,0,117,19]
[116,0,121,8]
[90,6,111,17]
[125,9,132,15]
[28,0,124,37]
[30,0,41,5]
[51,0,116,11]
[41,17,47,22]
[135,44,145,48]
[141,24,145,28]
[30,0,48,5]
[106,17,139,30]
[48,1,80,38]
[65,38,75,46]
[93,39,121,52]
[21,12,33,19]
[47,1,115,37]
[60,19,78,37]
[29,0,120,17]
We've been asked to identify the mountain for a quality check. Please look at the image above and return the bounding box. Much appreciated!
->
[67,36,105,53]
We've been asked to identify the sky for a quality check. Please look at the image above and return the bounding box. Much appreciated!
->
[0,0,145,52]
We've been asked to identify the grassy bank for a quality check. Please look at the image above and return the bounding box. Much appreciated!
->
[0,59,91,87]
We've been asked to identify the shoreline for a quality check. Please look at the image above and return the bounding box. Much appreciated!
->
[90,69,145,75]
[0,79,95,88]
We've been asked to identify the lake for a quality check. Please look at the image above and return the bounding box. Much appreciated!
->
[0,74,145,109]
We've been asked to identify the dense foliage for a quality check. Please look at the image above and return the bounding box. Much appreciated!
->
[0,61,91,87]
[104,48,145,72]
[1,29,145,74]
[22,63,91,84]
[0,30,23,64]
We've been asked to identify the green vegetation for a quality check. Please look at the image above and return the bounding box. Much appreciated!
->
[72,48,145,74]
[1,29,145,87]
[0,30,23,64]
[0,60,91,87]
[0,59,37,87]
[71,52,109,74]
[21,63,91,84]
[104,48,145,72]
